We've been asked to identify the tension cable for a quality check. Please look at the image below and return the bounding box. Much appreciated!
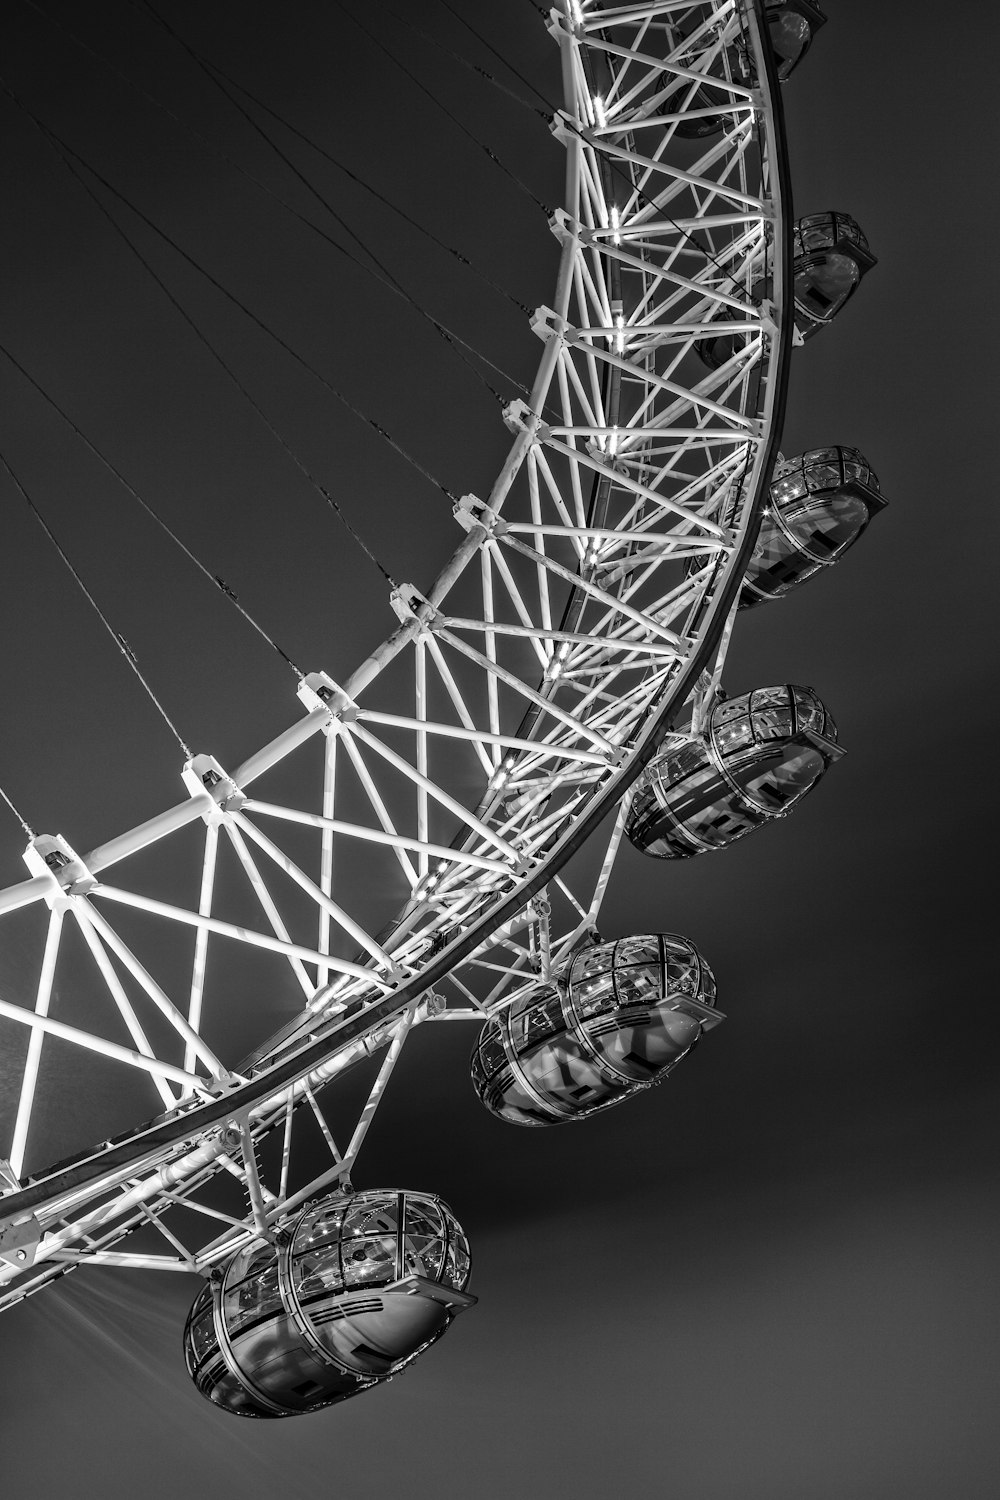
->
[0,448,193,759]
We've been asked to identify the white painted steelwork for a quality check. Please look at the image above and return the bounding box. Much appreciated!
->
[0,0,791,1305]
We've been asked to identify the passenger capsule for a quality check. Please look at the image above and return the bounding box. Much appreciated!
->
[626,685,843,858]
[792,212,877,339]
[742,447,887,606]
[741,1,827,82]
[673,1,826,139]
[471,934,721,1127]
[699,211,876,369]
[183,1188,474,1418]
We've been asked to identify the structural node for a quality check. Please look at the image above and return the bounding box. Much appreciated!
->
[471,934,718,1127]
[183,1188,473,1418]
[625,685,843,858]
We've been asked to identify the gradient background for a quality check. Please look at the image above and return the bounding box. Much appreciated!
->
[1,3,997,1497]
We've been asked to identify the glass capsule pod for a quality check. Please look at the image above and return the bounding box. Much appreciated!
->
[471,934,721,1127]
[791,212,877,337]
[699,212,876,369]
[183,1188,474,1418]
[625,685,843,859]
[672,1,826,139]
[742,0,827,82]
[742,447,887,606]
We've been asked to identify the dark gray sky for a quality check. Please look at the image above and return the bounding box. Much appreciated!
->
[1,3,997,1497]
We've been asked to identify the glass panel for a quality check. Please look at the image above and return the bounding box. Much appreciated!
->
[659,761,726,825]
[443,1227,471,1289]
[187,1300,217,1370]
[781,493,869,561]
[683,794,765,847]
[804,462,843,493]
[522,993,565,1046]
[806,447,841,465]
[665,950,701,997]
[401,1198,446,1281]
[750,686,789,710]
[488,1065,557,1125]
[341,1198,400,1288]
[293,1242,344,1301]
[791,687,833,738]
[573,967,615,1019]
[614,935,661,970]
[573,945,613,981]
[520,1033,627,1111]
[736,743,828,812]
[295,1201,345,1253]
[751,705,794,742]
[613,963,664,1008]
[794,253,860,320]
[223,1242,282,1337]
[771,472,808,505]
[476,1026,507,1082]
[713,697,750,725]
[593,1007,701,1079]
[714,713,754,756]
[745,519,823,597]
[769,11,810,77]
[797,218,835,252]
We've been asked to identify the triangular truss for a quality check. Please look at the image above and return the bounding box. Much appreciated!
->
[0,0,791,1307]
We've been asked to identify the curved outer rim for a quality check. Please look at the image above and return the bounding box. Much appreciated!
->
[0,0,793,1235]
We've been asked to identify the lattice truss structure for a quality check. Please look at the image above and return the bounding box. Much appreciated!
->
[0,0,790,1305]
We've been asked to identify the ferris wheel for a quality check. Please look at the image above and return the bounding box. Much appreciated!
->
[0,0,884,1419]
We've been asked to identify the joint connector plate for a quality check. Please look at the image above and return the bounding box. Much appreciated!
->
[0,1211,42,1269]
[182,755,246,819]
[549,109,579,146]
[531,305,566,343]
[548,207,575,244]
[390,585,440,635]
[454,494,507,538]
[297,671,358,723]
[23,834,97,900]
[453,493,488,534]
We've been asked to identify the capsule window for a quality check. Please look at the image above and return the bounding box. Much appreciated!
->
[476,1028,507,1081]
[769,11,811,75]
[401,1200,446,1280]
[795,253,860,320]
[223,1245,282,1337]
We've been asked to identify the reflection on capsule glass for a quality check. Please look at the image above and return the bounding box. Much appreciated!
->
[741,447,887,606]
[626,685,843,858]
[471,934,721,1126]
[183,1188,473,1418]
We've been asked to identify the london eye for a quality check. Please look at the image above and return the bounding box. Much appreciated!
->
[1,0,952,1479]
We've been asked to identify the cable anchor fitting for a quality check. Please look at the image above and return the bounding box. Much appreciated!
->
[23,834,97,905]
[182,755,247,822]
[296,672,359,726]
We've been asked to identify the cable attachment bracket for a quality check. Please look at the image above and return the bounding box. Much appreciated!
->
[182,755,247,823]
[296,672,359,725]
[23,834,97,906]
[453,493,508,539]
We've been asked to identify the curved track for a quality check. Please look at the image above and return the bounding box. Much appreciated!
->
[0,0,791,1307]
